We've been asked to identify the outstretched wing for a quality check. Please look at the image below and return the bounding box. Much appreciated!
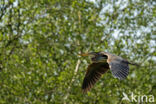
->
[82,62,109,92]
[109,59,129,80]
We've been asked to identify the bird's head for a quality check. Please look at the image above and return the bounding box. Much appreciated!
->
[79,52,108,62]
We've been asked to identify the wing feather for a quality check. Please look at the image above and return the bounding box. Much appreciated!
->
[82,62,109,92]
[109,60,129,80]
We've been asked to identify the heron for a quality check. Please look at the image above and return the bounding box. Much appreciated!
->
[79,52,138,92]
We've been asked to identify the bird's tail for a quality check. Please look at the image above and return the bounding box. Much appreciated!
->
[128,62,139,66]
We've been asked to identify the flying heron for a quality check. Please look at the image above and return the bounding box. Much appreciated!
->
[80,52,138,92]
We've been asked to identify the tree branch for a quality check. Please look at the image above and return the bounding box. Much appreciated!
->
[63,59,81,103]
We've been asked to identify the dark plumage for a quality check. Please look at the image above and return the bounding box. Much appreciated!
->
[80,52,138,92]
[82,62,109,92]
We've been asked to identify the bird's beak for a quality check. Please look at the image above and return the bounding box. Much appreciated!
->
[79,52,96,56]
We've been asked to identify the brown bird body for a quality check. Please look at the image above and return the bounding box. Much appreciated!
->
[80,52,138,92]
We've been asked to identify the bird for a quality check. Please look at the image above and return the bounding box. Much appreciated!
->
[79,52,138,92]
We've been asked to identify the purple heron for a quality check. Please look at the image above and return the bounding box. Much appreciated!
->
[80,52,138,92]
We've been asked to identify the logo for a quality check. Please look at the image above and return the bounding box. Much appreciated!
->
[122,92,155,103]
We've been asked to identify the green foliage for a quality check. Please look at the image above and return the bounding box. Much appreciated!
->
[0,0,155,103]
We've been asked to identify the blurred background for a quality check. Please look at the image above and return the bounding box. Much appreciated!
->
[0,0,155,103]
